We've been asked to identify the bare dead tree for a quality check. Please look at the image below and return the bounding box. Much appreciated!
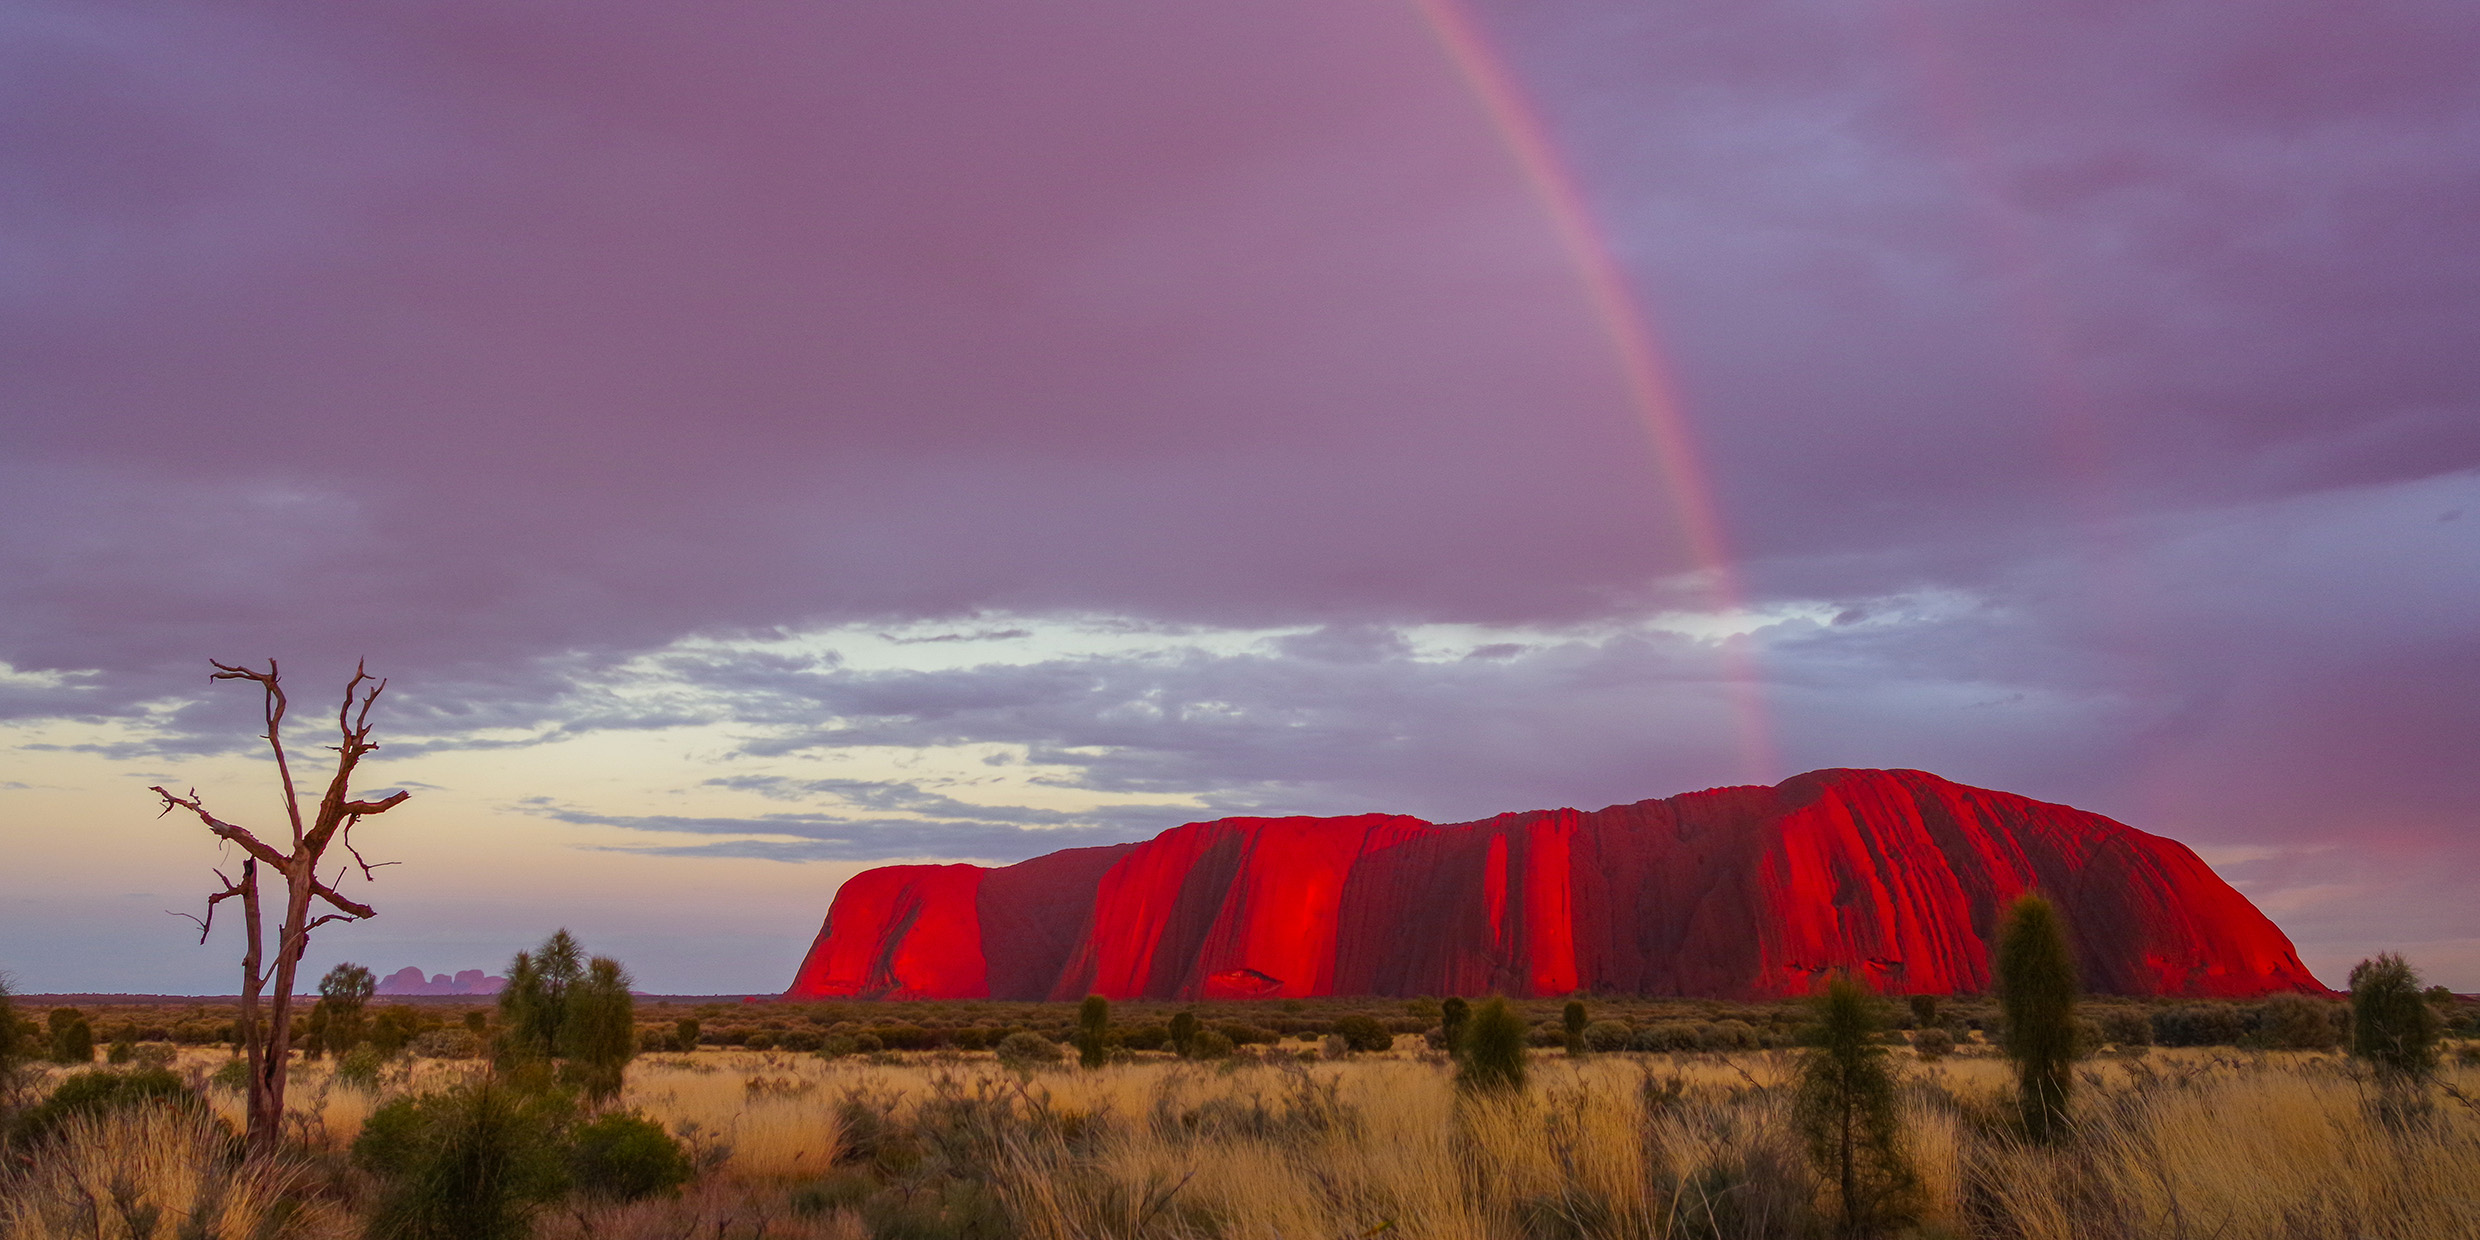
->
[152,659,409,1157]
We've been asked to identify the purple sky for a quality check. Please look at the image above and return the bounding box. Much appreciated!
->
[4,0,2475,993]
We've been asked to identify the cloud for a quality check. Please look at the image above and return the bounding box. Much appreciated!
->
[3,0,2475,987]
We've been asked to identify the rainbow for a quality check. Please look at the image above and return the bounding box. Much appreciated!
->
[1410,0,1780,783]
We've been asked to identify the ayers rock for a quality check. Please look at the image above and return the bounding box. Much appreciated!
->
[785,768,2321,1001]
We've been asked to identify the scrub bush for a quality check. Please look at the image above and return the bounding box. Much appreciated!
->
[1456,998,1527,1093]
[568,1111,694,1202]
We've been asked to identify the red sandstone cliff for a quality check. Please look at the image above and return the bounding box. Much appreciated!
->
[783,769,2323,1000]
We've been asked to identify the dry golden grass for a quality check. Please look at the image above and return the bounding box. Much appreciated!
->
[16,1041,2478,1238]
[0,1105,351,1240]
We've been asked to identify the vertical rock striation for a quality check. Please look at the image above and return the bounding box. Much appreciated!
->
[783,768,2323,1000]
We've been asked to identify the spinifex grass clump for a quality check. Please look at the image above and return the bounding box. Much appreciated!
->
[1996,892,2080,1141]
[1795,974,1917,1235]
[1456,997,1527,1093]
[9,1067,198,1148]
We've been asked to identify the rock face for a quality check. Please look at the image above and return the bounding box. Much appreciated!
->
[783,769,2323,1000]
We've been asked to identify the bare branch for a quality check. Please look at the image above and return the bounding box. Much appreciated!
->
[301,912,357,936]
[152,786,286,867]
[339,825,404,881]
[309,875,377,920]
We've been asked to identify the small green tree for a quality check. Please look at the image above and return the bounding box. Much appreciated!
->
[46,1009,93,1066]
[1167,1011,1199,1057]
[561,957,637,1101]
[1455,998,1526,1093]
[1561,999,1588,1057]
[1795,974,1916,1235]
[1075,995,1111,1070]
[674,1017,700,1052]
[1440,996,1471,1055]
[498,930,585,1062]
[2350,954,2442,1082]
[495,931,636,1100]
[1994,893,2078,1141]
[315,962,376,1058]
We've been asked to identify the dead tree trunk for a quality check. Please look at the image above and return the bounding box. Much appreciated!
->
[155,660,409,1158]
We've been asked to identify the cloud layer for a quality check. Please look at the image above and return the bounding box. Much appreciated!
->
[2,0,2474,990]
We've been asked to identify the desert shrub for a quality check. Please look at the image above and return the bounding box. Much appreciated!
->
[105,1038,136,1065]
[1330,1014,1393,1054]
[1439,997,1470,1055]
[1635,1021,1704,1053]
[1218,1023,1278,1046]
[1562,999,1589,1055]
[637,1027,674,1054]
[778,1030,824,1053]
[372,1005,434,1057]
[1995,893,2079,1141]
[2256,992,2343,1050]
[2094,1006,2153,1048]
[210,1057,250,1092]
[1456,998,1527,1093]
[1704,1019,1760,1051]
[1913,1027,1955,1060]
[1076,996,1111,1070]
[873,1023,935,1051]
[1188,1030,1235,1060]
[336,1043,389,1091]
[675,1017,700,1050]
[46,1009,94,1065]
[1582,1019,1634,1052]
[2153,1004,2247,1046]
[2351,953,2442,1080]
[0,976,23,1085]
[568,1111,694,1202]
[820,1034,860,1058]
[744,1031,778,1051]
[10,1067,198,1147]
[1119,1024,1169,1051]
[356,1079,572,1240]
[1795,975,1916,1234]
[1167,1011,1201,1056]
[1907,994,1939,1029]
[412,1028,484,1059]
[1524,1022,1566,1048]
[994,1031,1062,1072]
